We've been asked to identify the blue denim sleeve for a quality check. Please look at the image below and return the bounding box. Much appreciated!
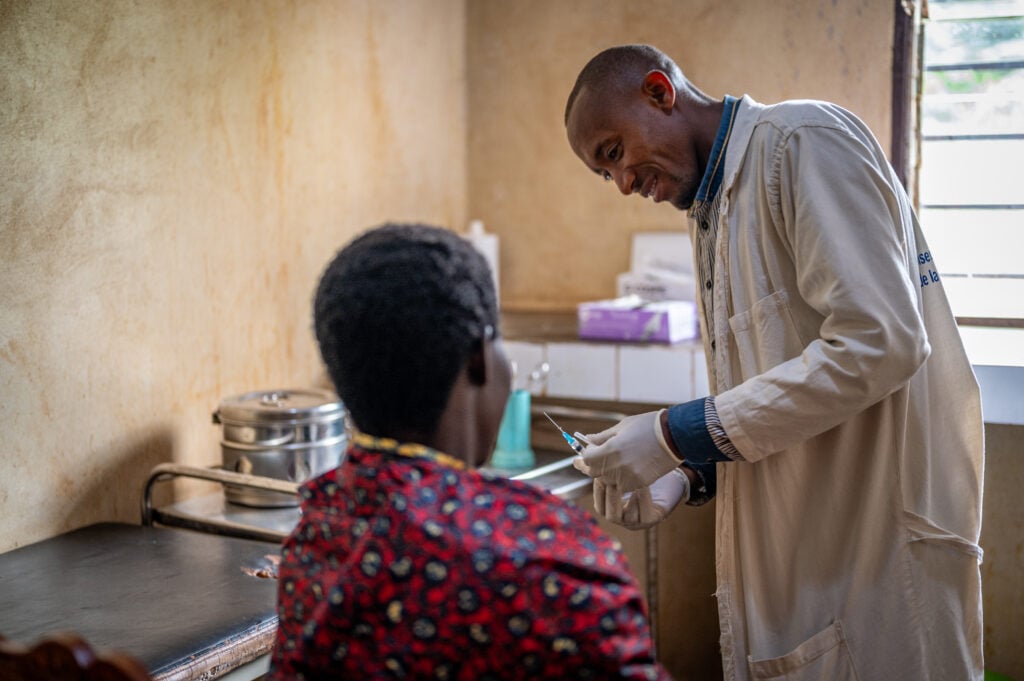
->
[684,461,717,506]
[666,398,733,464]
[665,398,728,505]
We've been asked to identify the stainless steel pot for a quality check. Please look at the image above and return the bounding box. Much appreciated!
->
[213,388,347,507]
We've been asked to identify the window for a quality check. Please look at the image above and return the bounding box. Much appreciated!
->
[918,0,1024,366]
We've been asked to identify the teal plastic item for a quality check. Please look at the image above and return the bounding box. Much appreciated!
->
[490,389,535,469]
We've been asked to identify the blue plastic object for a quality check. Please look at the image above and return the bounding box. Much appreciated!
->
[490,389,535,469]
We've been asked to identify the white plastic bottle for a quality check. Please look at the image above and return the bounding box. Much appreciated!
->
[467,219,500,301]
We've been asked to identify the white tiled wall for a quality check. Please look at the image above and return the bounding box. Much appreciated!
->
[618,345,698,404]
[546,343,618,401]
[503,341,547,394]
[506,339,707,405]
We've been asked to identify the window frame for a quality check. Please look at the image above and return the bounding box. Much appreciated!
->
[893,0,1024,331]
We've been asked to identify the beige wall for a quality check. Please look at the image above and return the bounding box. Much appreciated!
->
[980,423,1024,679]
[0,0,467,551]
[467,0,893,310]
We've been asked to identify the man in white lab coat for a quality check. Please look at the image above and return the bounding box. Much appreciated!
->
[564,44,985,680]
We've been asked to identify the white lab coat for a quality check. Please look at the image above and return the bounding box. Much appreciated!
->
[699,96,985,680]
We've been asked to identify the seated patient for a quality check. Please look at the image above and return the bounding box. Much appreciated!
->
[268,223,671,680]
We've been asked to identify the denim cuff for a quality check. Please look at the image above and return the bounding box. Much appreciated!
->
[666,398,733,465]
[684,461,717,506]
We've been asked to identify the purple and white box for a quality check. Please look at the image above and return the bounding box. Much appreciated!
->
[578,297,699,344]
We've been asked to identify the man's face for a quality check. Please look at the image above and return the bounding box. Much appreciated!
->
[566,84,702,210]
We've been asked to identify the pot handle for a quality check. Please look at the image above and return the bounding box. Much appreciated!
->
[140,462,299,526]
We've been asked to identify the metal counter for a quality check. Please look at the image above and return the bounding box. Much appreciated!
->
[0,523,278,681]
[144,447,592,545]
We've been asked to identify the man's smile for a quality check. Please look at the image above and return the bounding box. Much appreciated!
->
[639,174,658,201]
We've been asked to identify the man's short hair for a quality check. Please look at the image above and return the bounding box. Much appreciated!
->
[314,223,498,438]
[564,44,684,125]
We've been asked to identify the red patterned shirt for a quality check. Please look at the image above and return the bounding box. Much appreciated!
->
[268,434,671,680]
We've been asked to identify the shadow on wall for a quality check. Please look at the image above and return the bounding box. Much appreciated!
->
[65,429,176,532]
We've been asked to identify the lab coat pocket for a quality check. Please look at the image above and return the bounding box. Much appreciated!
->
[748,621,860,681]
[728,290,804,379]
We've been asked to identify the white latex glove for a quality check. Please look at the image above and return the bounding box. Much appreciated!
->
[593,468,690,530]
[572,409,682,493]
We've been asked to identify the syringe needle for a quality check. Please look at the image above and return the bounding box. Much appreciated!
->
[544,412,585,455]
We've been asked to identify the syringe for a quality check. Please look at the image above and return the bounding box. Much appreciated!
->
[544,412,587,455]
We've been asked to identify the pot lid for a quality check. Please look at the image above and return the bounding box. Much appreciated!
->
[214,388,344,424]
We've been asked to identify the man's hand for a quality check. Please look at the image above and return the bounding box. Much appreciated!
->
[573,409,682,492]
[594,468,690,530]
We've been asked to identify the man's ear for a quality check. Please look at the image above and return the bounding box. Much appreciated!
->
[642,70,676,113]
[466,344,487,387]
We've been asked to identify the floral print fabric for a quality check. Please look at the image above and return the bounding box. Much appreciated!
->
[268,437,670,680]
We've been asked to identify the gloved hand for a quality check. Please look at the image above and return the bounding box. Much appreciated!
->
[572,409,682,493]
[593,468,690,530]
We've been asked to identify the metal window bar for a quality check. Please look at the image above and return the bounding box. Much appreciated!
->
[920,203,1024,209]
[925,59,1024,71]
[923,133,1024,141]
[940,273,1024,279]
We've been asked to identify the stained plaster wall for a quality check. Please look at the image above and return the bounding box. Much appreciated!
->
[0,0,468,552]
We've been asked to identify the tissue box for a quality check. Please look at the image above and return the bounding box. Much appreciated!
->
[578,297,699,344]
[617,270,695,302]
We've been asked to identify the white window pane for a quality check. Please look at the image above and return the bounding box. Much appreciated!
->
[920,139,1024,205]
[958,326,1024,366]
[942,276,1024,317]
[925,16,1024,65]
[930,0,1024,22]
[922,94,1024,136]
[921,68,1024,136]
[921,208,1024,274]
